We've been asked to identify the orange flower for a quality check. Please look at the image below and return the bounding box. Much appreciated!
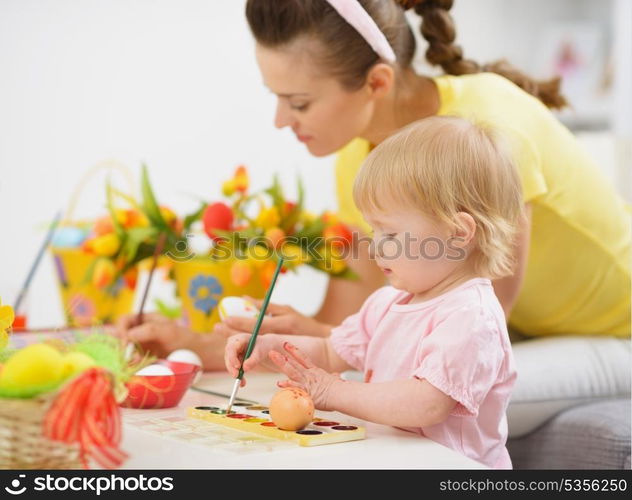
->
[123,268,138,290]
[94,216,115,237]
[323,223,353,250]
[230,260,253,287]
[259,260,277,289]
[92,259,116,289]
[265,227,286,249]
[233,166,249,194]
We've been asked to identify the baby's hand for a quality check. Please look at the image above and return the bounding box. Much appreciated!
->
[269,342,342,410]
[224,334,276,386]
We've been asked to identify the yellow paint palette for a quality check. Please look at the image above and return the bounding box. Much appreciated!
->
[187,404,365,447]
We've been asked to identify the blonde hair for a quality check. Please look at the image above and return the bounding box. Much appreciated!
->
[353,116,523,279]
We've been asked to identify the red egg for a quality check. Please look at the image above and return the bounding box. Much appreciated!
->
[202,202,234,241]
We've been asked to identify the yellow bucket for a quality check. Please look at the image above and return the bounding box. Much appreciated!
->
[173,258,266,333]
[51,161,138,327]
[51,248,137,327]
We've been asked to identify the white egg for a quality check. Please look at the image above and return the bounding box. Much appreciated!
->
[167,349,203,384]
[135,364,174,377]
[167,349,202,367]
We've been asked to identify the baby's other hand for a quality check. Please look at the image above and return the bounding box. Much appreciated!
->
[269,342,342,410]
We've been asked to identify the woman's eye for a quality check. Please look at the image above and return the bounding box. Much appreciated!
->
[290,103,309,112]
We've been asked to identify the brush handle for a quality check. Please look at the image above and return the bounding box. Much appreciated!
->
[14,211,62,313]
[135,232,167,326]
[237,257,284,380]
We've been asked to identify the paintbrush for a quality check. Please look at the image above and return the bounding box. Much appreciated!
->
[134,232,167,327]
[13,211,62,314]
[225,256,284,414]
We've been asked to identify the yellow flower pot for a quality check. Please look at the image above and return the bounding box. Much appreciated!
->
[50,248,137,327]
[173,258,267,334]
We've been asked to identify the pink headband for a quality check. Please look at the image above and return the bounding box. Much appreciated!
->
[325,0,397,63]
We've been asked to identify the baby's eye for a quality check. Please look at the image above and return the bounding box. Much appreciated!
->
[384,233,397,240]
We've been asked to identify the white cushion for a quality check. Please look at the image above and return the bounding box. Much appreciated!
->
[508,336,631,437]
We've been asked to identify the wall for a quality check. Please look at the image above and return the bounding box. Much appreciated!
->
[0,0,628,327]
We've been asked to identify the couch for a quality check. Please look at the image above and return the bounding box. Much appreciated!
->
[506,336,631,469]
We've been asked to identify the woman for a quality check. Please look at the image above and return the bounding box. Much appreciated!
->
[117,0,631,369]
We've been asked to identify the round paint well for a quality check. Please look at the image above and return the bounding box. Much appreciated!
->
[226,413,250,419]
[313,421,339,427]
[331,425,357,431]
[233,402,251,407]
[244,418,267,423]
[295,430,322,435]
[261,410,270,414]
[210,409,231,415]
[246,406,268,411]
[261,422,277,427]
[194,406,219,411]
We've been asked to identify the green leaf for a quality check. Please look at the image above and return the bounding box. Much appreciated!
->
[294,219,325,240]
[184,203,207,232]
[106,180,125,237]
[121,226,157,262]
[296,175,304,211]
[141,164,168,229]
[155,298,181,319]
[264,174,284,211]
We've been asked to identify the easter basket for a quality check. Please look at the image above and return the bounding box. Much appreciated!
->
[0,329,140,470]
[0,366,128,470]
[0,393,82,469]
[50,161,139,327]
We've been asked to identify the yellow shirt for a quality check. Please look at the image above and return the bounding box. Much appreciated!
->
[335,73,631,337]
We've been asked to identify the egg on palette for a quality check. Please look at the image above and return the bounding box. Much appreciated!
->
[135,364,174,377]
[269,387,314,431]
[167,349,203,383]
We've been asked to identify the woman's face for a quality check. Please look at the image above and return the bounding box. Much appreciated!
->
[255,43,375,157]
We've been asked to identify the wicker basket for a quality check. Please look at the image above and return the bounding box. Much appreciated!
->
[0,394,82,469]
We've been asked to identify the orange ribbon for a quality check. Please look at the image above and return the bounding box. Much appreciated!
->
[44,367,127,469]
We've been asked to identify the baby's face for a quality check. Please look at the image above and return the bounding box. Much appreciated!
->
[363,209,465,295]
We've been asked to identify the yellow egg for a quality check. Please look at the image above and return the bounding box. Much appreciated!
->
[61,351,96,380]
[269,388,314,431]
[0,344,64,390]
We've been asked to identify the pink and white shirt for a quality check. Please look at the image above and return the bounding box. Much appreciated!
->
[330,278,516,469]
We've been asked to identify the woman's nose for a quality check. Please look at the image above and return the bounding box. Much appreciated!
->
[274,100,292,129]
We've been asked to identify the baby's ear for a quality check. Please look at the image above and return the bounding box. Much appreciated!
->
[451,212,477,247]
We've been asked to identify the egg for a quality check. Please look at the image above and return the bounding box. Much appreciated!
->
[135,364,174,377]
[0,344,64,390]
[167,349,203,384]
[51,227,88,248]
[61,351,96,380]
[269,387,315,431]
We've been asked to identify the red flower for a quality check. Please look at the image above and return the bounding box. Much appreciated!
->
[202,202,234,242]
[323,223,353,250]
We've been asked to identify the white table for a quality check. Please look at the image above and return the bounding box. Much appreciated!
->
[121,372,486,469]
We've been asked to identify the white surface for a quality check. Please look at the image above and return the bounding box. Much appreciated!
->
[507,336,631,437]
[121,372,486,469]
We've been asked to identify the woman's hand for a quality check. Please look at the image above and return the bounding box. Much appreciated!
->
[214,296,333,338]
[224,334,281,386]
[269,342,342,410]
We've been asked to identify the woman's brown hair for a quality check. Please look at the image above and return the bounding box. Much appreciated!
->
[246,0,567,109]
